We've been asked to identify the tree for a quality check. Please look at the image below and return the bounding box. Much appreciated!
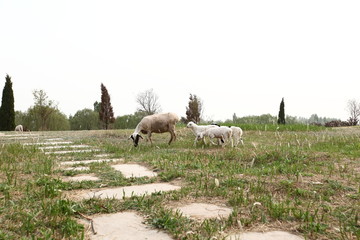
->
[0,74,15,131]
[93,101,100,112]
[185,94,202,123]
[32,89,57,131]
[347,99,360,126]
[69,108,100,130]
[277,97,286,125]
[136,89,161,115]
[99,83,115,129]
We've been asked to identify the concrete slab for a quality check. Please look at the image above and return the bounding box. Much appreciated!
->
[64,166,90,171]
[81,183,181,199]
[112,164,157,178]
[40,144,90,150]
[62,174,100,182]
[45,149,99,154]
[226,231,304,240]
[60,158,123,166]
[175,203,232,220]
[23,141,73,146]
[81,212,173,240]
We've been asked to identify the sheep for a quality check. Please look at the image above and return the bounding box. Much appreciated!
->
[129,112,180,147]
[15,125,23,132]
[199,126,233,147]
[229,126,244,146]
[186,121,219,146]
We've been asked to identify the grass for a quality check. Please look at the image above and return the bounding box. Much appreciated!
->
[0,126,359,239]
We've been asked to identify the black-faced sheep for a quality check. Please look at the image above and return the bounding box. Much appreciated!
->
[129,112,180,147]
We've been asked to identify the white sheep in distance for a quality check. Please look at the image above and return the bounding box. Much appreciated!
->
[15,125,23,132]
[229,126,244,146]
[129,112,180,147]
[199,126,233,148]
[186,121,219,146]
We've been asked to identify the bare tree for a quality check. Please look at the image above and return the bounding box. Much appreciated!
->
[136,89,161,115]
[347,99,360,126]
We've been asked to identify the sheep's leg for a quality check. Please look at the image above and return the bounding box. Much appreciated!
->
[168,131,175,145]
[148,133,153,145]
[209,137,217,145]
[193,137,198,146]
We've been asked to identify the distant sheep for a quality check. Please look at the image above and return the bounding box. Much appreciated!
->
[15,125,23,132]
[129,112,180,147]
[229,126,244,146]
[199,126,233,148]
[186,121,219,146]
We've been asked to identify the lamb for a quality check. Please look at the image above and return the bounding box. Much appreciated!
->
[199,126,233,147]
[15,125,23,132]
[229,126,244,146]
[186,121,219,146]
[129,112,180,147]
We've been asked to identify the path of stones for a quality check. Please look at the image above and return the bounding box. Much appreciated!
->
[3,133,304,240]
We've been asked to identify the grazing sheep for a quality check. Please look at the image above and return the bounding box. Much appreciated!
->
[199,126,233,147]
[129,112,180,147]
[15,125,23,132]
[186,121,219,146]
[229,126,244,146]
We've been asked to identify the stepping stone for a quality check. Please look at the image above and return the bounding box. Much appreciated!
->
[226,231,304,240]
[60,158,123,166]
[81,212,172,240]
[94,154,112,158]
[62,174,100,182]
[45,149,99,155]
[45,138,64,141]
[39,144,90,150]
[23,141,73,146]
[64,166,90,171]
[175,203,232,220]
[81,183,181,199]
[112,164,157,178]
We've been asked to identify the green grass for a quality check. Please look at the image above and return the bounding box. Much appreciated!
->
[1,126,359,239]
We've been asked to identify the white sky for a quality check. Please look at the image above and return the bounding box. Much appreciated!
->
[1,1,359,121]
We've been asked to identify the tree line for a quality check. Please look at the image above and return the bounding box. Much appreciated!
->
[0,74,359,131]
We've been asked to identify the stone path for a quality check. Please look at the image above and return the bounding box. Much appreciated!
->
[80,212,173,240]
[112,163,158,178]
[80,183,181,200]
[0,132,304,240]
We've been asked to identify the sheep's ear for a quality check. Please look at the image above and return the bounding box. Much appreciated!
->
[137,134,143,139]
[129,135,134,140]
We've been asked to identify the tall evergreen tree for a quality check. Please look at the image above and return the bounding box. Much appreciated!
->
[277,97,286,125]
[0,74,15,131]
[185,94,202,123]
[99,83,115,129]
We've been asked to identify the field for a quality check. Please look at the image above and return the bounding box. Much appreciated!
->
[0,125,359,239]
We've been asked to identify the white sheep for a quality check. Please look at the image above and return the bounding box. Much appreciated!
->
[129,112,180,147]
[199,126,233,148]
[186,121,219,146]
[15,125,23,132]
[229,126,244,146]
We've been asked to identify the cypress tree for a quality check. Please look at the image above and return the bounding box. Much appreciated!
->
[99,83,115,129]
[277,97,286,125]
[186,94,202,123]
[0,74,15,131]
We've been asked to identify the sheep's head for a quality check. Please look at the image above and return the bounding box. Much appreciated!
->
[129,134,143,147]
[186,121,195,128]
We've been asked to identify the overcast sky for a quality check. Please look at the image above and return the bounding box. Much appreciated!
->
[1,1,359,121]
